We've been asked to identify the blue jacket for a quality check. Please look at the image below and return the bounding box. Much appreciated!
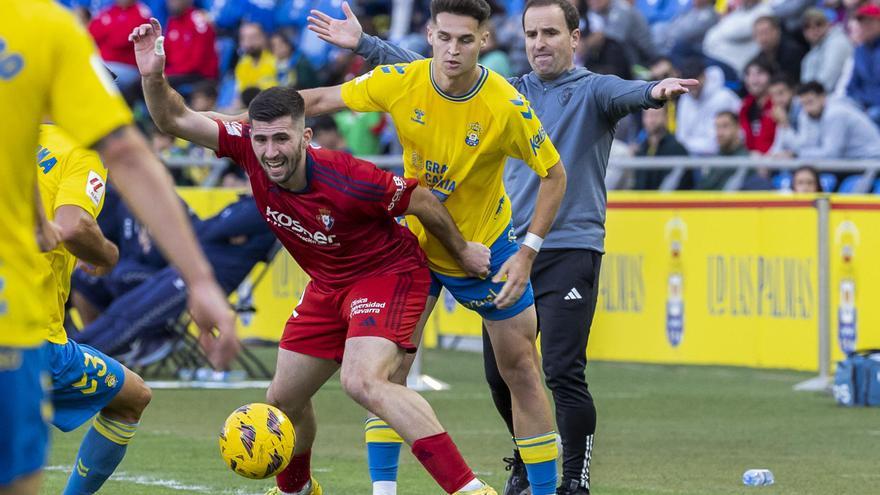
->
[847,37,880,108]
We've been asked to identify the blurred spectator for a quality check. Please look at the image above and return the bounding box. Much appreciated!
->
[774,81,880,158]
[801,8,853,91]
[655,0,719,58]
[753,15,806,83]
[333,111,386,156]
[739,56,778,153]
[634,106,691,190]
[703,0,773,75]
[768,75,801,133]
[164,0,219,88]
[676,61,741,155]
[271,32,320,89]
[697,111,749,189]
[846,4,880,127]
[240,86,261,109]
[88,0,152,98]
[586,0,658,66]
[235,22,278,93]
[580,21,633,79]
[309,115,348,151]
[768,0,814,33]
[791,165,822,193]
[188,80,218,112]
[480,20,513,77]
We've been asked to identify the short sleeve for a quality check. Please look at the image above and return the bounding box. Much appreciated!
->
[340,64,406,113]
[214,120,255,174]
[49,9,133,148]
[348,156,419,217]
[55,148,108,219]
[501,94,561,177]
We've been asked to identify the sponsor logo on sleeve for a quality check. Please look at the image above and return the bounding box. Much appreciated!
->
[223,121,243,137]
[86,171,105,206]
[530,126,548,156]
[387,176,407,211]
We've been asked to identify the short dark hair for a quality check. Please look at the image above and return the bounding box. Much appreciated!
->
[715,110,739,124]
[769,74,792,87]
[744,55,777,76]
[248,86,305,123]
[679,58,706,80]
[522,0,580,32]
[797,80,826,96]
[754,15,781,29]
[431,0,492,24]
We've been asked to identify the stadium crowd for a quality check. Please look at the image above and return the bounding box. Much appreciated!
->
[60,0,880,191]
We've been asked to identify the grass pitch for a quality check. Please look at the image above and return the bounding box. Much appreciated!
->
[41,348,879,494]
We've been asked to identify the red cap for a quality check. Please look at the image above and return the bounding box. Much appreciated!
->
[856,4,880,20]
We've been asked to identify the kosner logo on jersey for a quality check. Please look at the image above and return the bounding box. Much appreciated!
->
[265,206,337,245]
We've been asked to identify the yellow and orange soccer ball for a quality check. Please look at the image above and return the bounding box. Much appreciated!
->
[219,403,295,479]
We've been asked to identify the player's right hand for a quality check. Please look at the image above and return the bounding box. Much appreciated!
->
[129,18,166,78]
[307,1,363,50]
[36,220,62,253]
[188,279,241,369]
[459,241,491,279]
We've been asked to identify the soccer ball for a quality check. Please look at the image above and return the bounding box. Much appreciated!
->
[219,403,295,479]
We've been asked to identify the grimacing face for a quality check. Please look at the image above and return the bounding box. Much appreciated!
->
[427,12,487,79]
[249,115,311,186]
[523,5,579,79]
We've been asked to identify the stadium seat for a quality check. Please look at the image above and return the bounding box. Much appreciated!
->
[773,171,792,190]
[873,178,880,194]
[837,175,866,194]
[819,173,838,193]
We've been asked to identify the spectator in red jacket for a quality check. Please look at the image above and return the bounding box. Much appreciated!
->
[89,0,152,99]
[164,0,218,89]
[739,56,778,154]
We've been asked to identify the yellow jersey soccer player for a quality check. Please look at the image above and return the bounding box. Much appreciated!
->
[37,124,153,495]
[301,1,567,493]
[1,2,235,492]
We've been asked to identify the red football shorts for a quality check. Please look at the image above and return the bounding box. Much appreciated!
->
[279,269,431,363]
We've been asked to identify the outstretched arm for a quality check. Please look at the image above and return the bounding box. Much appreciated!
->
[131,18,219,151]
[405,187,490,278]
[307,1,424,66]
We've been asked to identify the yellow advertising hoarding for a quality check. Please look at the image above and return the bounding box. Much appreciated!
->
[590,193,819,371]
[175,189,880,371]
[829,196,880,362]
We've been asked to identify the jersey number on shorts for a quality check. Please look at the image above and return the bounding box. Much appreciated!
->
[72,352,108,395]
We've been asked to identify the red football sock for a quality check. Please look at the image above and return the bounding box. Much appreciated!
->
[411,432,475,493]
[276,449,311,493]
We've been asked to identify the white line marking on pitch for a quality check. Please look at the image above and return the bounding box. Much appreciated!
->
[46,466,263,494]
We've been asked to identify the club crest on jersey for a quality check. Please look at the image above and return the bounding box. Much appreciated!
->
[316,208,334,230]
[465,122,482,147]
[411,108,426,125]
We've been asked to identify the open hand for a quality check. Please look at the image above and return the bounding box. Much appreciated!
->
[129,18,166,78]
[307,1,363,50]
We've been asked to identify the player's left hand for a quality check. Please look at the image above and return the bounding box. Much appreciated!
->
[492,247,536,309]
[651,78,700,100]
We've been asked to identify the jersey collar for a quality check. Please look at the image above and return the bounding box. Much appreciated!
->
[429,62,489,102]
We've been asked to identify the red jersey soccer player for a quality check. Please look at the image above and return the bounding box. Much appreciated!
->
[132,19,497,495]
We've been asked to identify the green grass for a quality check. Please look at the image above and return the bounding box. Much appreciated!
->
[41,348,880,494]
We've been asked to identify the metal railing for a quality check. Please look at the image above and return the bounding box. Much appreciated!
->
[164,155,880,192]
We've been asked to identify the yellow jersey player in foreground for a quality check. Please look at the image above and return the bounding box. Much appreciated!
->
[1,2,235,493]
[298,1,568,494]
[37,124,153,495]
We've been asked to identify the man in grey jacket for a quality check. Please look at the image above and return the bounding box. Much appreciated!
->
[308,2,696,494]
[800,8,853,92]
[773,81,880,160]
